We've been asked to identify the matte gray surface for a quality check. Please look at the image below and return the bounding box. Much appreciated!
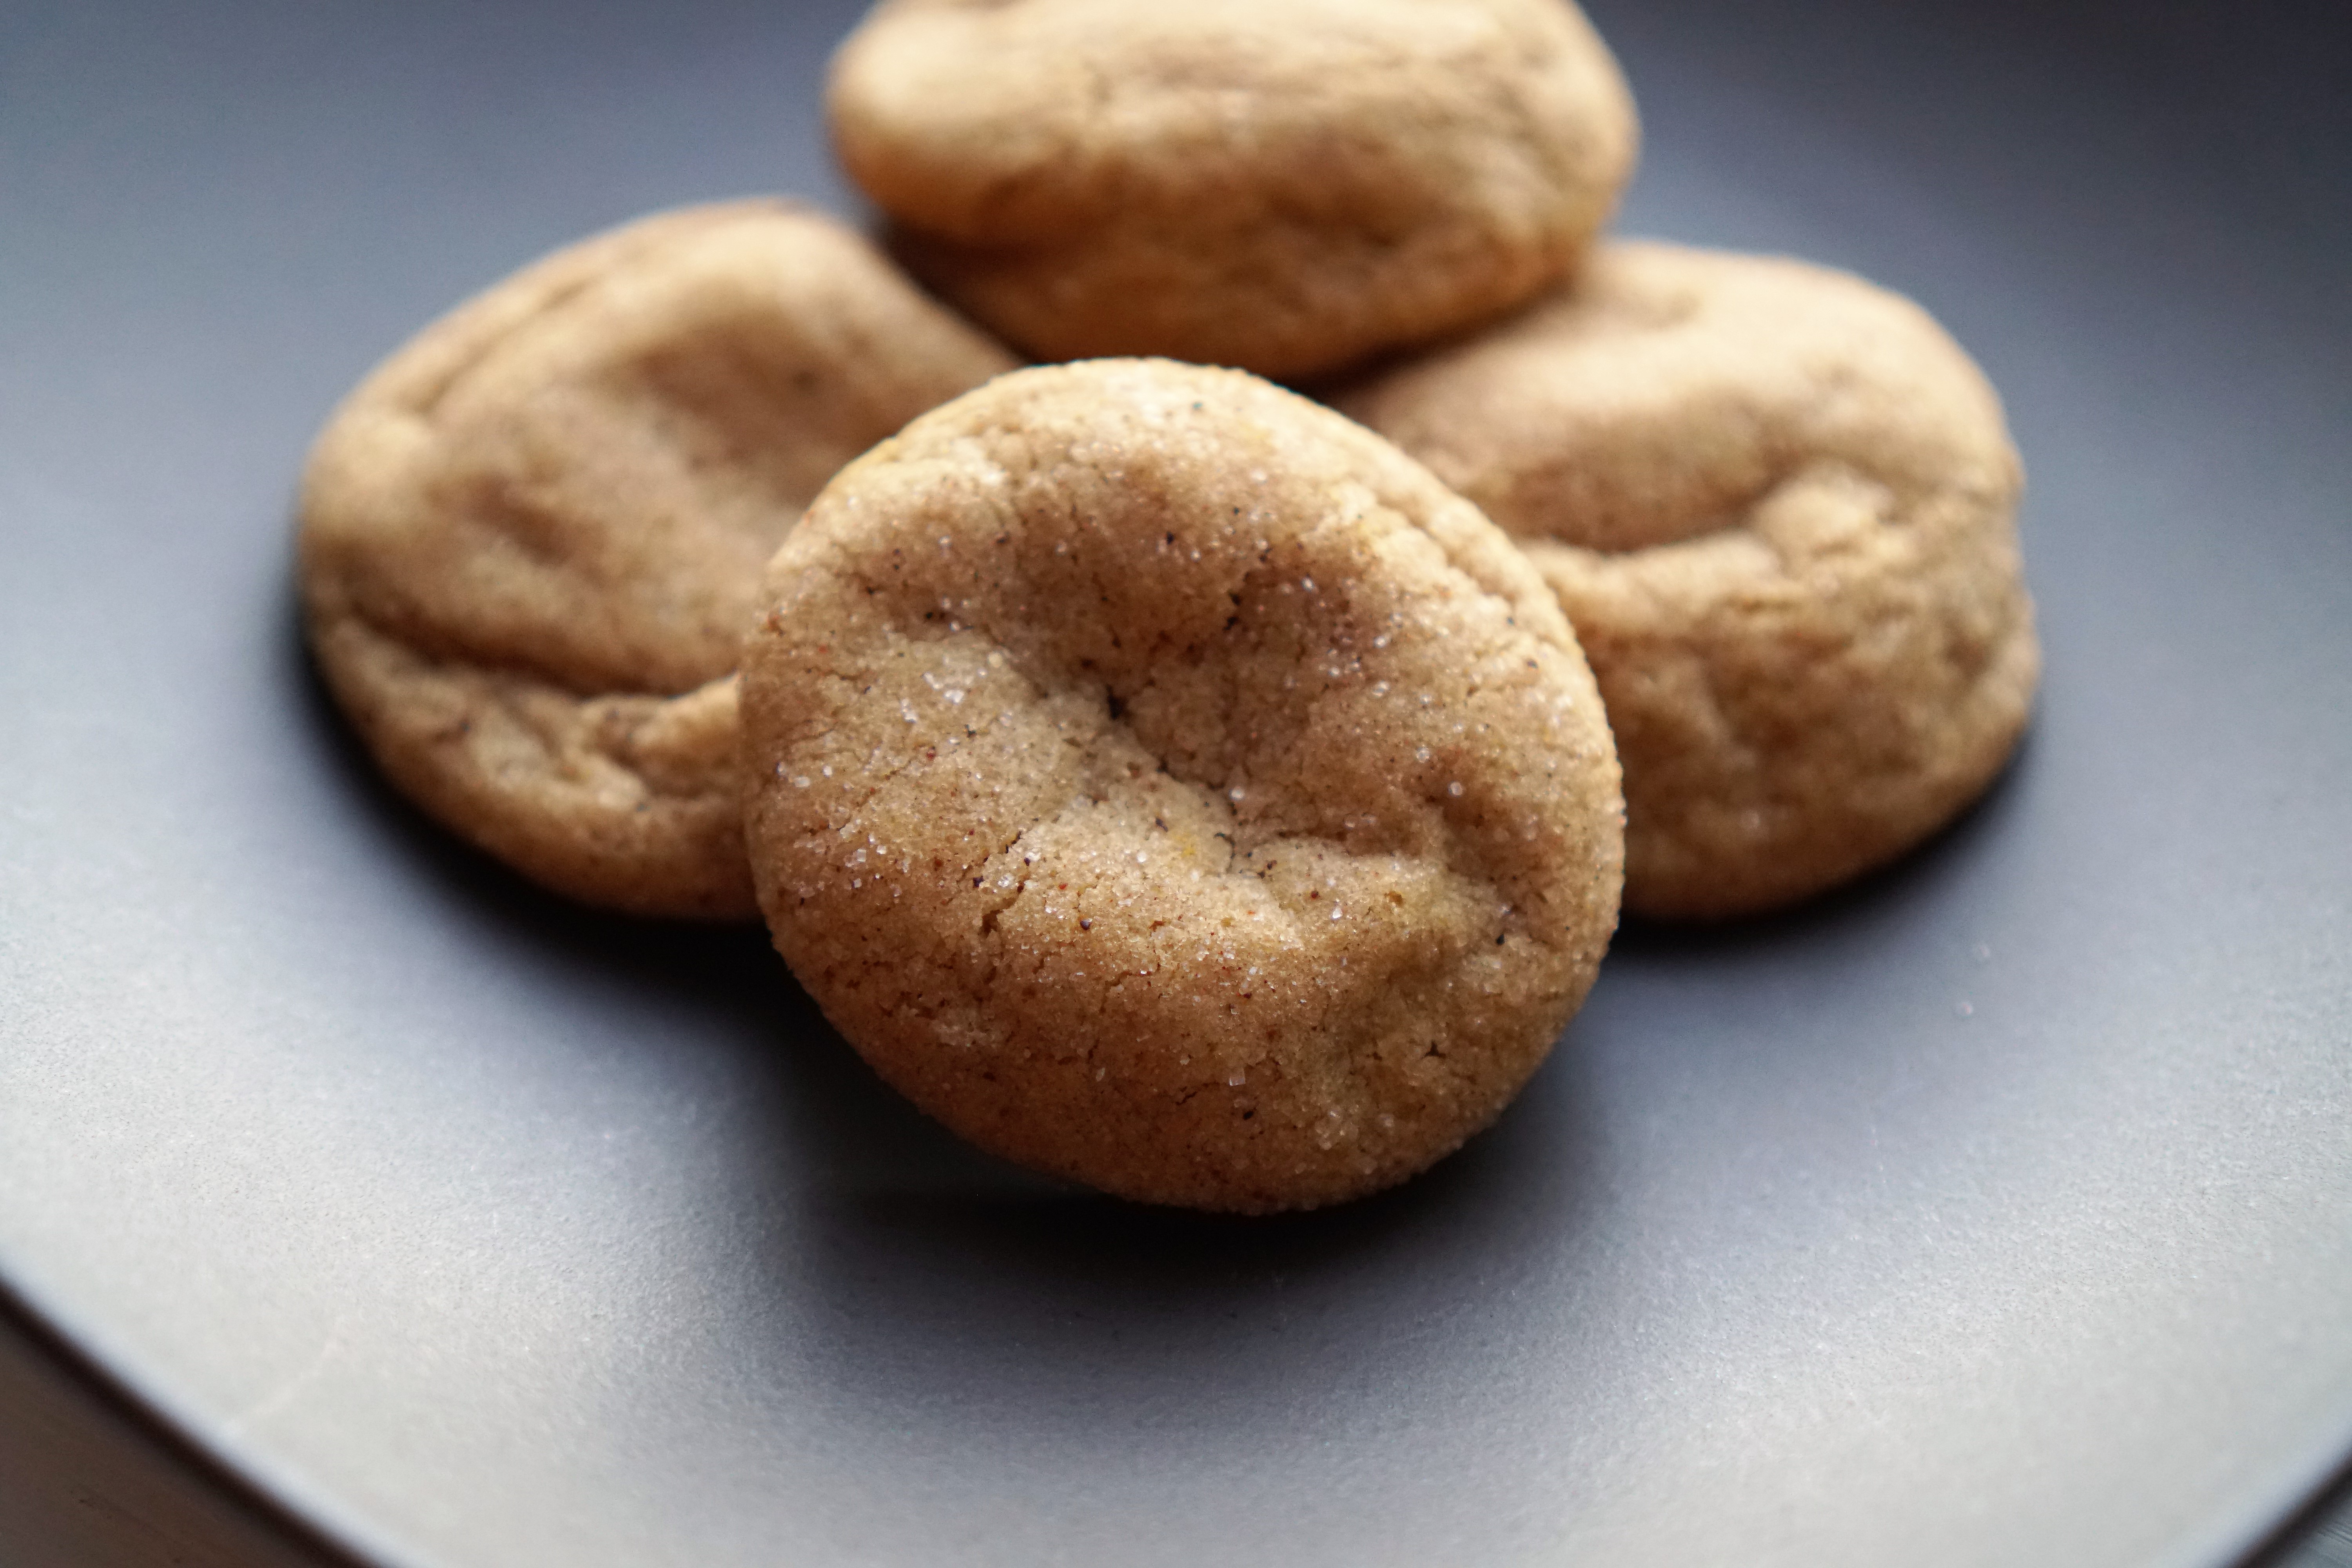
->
[3,2,2348,1565]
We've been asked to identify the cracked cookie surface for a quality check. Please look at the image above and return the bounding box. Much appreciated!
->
[1336,241,2040,918]
[739,359,1624,1211]
[299,200,1017,917]
[828,0,1637,381]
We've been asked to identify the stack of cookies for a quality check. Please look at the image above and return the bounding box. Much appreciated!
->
[300,0,2037,1212]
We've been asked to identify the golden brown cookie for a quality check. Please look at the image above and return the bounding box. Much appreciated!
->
[1336,241,2039,919]
[828,0,1638,382]
[300,200,1018,918]
[739,359,1624,1212]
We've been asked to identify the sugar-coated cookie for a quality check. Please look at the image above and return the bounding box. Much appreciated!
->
[1336,242,2039,918]
[828,0,1637,381]
[739,359,1623,1210]
[300,201,1017,917]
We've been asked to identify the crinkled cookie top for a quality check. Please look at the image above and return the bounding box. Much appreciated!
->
[300,200,1016,916]
[740,359,1624,1209]
[1337,241,2038,917]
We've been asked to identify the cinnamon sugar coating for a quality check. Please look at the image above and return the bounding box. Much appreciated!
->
[740,360,1624,1209]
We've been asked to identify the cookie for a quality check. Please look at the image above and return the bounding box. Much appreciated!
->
[739,359,1624,1212]
[828,0,1638,382]
[299,200,1018,917]
[1336,241,2040,918]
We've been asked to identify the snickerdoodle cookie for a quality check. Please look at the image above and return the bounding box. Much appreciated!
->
[300,201,1016,917]
[828,0,1637,381]
[1336,241,2039,918]
[739,359,1624,1210]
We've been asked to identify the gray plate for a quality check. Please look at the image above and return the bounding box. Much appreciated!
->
[3,1,2348,1565]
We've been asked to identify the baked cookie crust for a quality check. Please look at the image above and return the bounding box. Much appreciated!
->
[1337,241,2040,918]
[739,359,1624,1210]
[828,0,1637,381]
[299,200,1016,917]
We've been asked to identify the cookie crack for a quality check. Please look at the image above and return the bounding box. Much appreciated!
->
[334,610,735,811]
[364,610,712,706]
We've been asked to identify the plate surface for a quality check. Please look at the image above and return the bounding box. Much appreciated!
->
[3,2,2348,1565]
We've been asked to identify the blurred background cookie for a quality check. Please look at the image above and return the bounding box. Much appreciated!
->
[1337,241,2039,918]
[829,0,1637,381]
[300,200,1017,918]
[740,359,1624,1210]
